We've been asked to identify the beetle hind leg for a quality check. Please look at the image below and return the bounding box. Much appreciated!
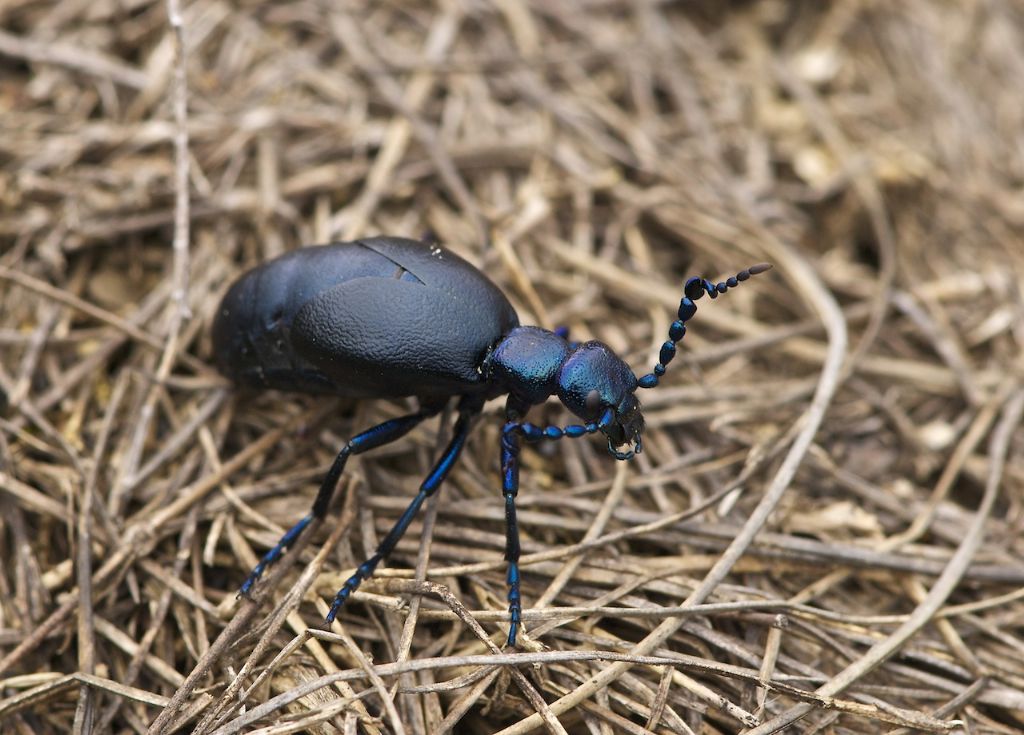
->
[238,404,441,598]
[325,406,478,624]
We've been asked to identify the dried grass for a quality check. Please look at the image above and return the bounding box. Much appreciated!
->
[2,1,1024,733]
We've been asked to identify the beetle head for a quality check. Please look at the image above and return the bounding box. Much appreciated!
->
[557,342,644,460]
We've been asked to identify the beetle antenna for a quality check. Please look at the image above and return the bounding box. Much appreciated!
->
[637,263,771,389]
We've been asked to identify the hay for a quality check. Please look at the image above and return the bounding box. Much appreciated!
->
[2,1,1023,733]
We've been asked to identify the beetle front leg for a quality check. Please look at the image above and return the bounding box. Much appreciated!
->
[500,406,615,646]
[500,422,524,646]
[238,405,441,596]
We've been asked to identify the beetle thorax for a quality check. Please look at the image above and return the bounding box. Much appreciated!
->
[486,327,644,454]
[486,326,570,405]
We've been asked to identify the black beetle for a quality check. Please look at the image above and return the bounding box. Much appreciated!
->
[213,236,769,645]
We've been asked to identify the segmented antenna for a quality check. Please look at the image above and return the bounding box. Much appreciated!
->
[637,263,772,389]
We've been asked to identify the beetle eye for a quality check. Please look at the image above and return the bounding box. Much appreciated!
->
[584,389,603,414]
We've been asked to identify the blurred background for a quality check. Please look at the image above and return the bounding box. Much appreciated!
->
[2,1,1023,733]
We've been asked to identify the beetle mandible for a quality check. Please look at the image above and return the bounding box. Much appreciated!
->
[213,236,770,646]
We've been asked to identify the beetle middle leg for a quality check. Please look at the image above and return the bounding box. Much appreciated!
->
[238,400,445,596]
[324,400,480,623]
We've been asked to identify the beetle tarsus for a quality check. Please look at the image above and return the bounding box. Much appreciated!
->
[238,513,314,596]
[505,560,522,646]
[326,560,377,622]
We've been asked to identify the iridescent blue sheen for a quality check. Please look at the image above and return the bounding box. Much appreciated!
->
[487,326,570,405]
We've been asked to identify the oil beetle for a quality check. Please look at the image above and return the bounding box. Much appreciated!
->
[213,236,770,645]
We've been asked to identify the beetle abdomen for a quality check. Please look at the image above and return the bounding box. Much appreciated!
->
[212,237,519,398]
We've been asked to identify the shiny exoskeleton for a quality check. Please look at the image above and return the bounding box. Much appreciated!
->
[213,236,770,646]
